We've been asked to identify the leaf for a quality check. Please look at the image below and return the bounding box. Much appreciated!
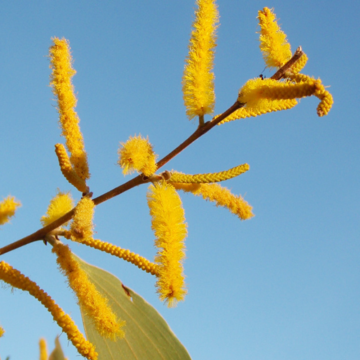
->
[49,337,66,360]
[75,255,191,360]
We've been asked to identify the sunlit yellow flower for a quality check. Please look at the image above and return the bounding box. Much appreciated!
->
[0,325,4,337]
[182,0,219,119]
[147,181,187,307]
[0,261,97,360]
[118,135,157,177]
[70,196,95,241]
[52,242,125,339]
[258,7,292,68]
[49,38,90,181]
[0,196,21,226]
[173,182,254,220]
[41,191,74,227]
[55,144,88,193]
[39,338,48,360]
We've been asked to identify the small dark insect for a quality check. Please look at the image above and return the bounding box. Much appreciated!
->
[259,74,266,80]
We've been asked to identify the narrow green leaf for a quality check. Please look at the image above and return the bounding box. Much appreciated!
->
[74,255,191,360]
[49,337,66,360]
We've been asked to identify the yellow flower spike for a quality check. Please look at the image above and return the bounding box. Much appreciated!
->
[169,163,249,184]
[0,325,4,337]
[0,196,21,226]
[173,182,254,220]
[52,242,125,339]
[288,52,308,74]
[238,77,332,117]
[63,233,160,276]
[41,191,74,227]
[70,196,95,241]
[147,181,187,307]
[217,98,298,124]
[49,38,90,181]
[118,135,157,177]
[0,261,97,360]
[258,7,292,69]
[39,338,48,360]
[182,0,219,120]
[55,144,88,193]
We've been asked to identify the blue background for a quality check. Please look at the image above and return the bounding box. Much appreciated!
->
[0,1,359,359]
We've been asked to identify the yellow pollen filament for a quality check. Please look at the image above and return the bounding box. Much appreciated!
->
[52,242,125,339]
[70,196,95,241]
[63,234,159,276]
[258,7,292,69]
[0,261,97,360]
[55,144,88,193]
[41,190,74,227]
[39,338,48,360]
[147,181,187,307]
[288,52,308,74]
[169,164,249,183]
[118,135,157,177]
[0,196,21,226]
[49,38,90,181]
[182,0,219,119]
[173,182,254,220]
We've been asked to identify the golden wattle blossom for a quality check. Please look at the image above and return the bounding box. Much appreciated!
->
[258,7,292,68]
[41,191,74,227]
[39,338,48,360]
[0,196,21,226]
[118,135,157,177]
[182,0,219,119]
[147,181,187,307]
[49,37,90,181]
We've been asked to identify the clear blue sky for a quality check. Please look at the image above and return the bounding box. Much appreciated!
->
[0,1,359,359]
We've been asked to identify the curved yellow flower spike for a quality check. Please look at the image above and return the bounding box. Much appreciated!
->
[169,164,249,184]
[0,325,4,337]
[0,261,97,360]
[64,234,160,276]
[173,183,254,221]
[118,135,157,177]
[238,77,333,117]
[147,181,187,307]
[41,190,74,227]
[39,338,48,360]
[0,196,21,226]
[70,196,95,241]
[182,0,219,120]
[55,144,88,193]
[49,38,90,181]
[52,242,125,339]
[258,7,292,69]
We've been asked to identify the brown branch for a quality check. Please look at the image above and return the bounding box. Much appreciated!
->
[0,48,303,256]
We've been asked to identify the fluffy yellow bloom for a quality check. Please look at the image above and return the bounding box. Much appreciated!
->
[147,181,187,307]
[237,77,333,117]
[289,52,308,74]
[173,183,254,220]
[55,144,88,193]
[41,191,74,227]
[258,7,292,68]
[169,164,249,184]
[217,98,297,124]
[52,242,125,339]
[39,338,48,360]
[0,325,4,337]
[0,261,97,360]
[0,196,21,226]
[49,38,90,181]
[182,0,219,119]
[70,196,95,241]
[118,135,157,177]
[64,234,159,276]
